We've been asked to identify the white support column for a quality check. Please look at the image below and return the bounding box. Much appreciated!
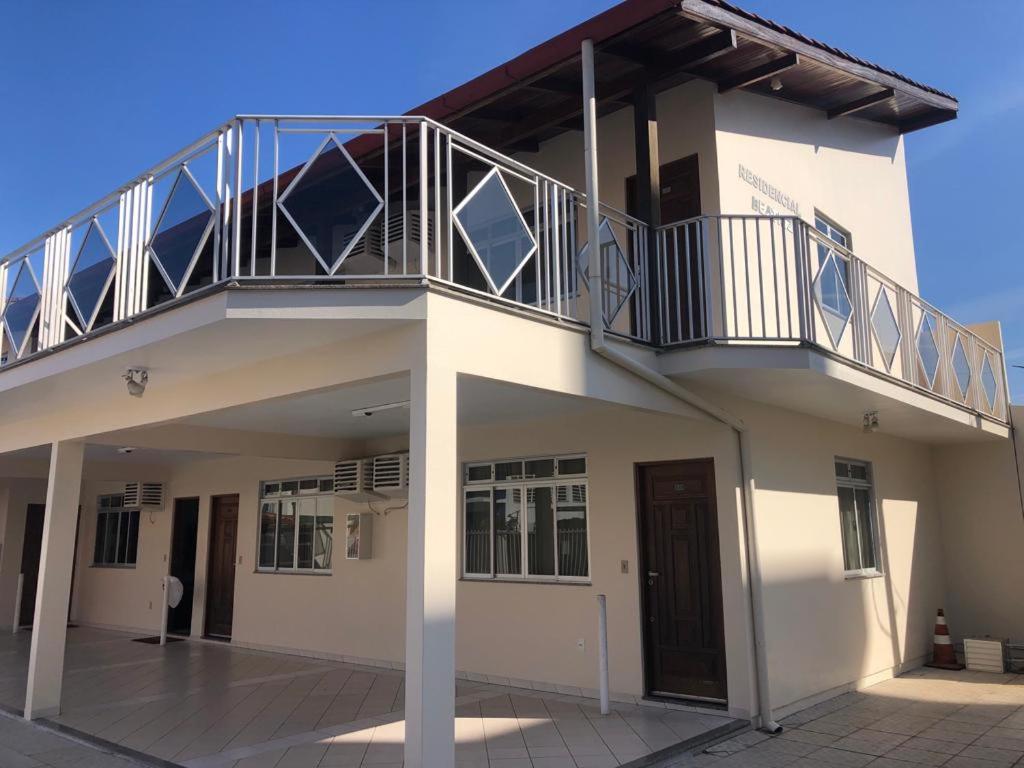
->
[24,440,84,720]
[404,326,457,768]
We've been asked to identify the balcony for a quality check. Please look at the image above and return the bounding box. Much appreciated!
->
[0,115,1007,428]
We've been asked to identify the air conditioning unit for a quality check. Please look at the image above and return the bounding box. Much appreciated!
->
[371,452,409,497]
[334,458,370,495]
[123,482,164,509]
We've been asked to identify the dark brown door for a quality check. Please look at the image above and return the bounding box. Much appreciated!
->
[637,459,727,702]
[627,154,703,341]
[19,504,45,627]
[205,495,238,639]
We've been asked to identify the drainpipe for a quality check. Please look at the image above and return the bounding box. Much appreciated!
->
[580,38,781,734]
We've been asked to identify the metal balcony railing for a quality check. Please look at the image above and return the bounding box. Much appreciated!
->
[0,115,650,369]
[654,215,1009,422]
[0,115,1006,425]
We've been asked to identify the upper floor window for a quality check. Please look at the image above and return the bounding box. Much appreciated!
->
[93,494,139,567]
[814,212,853,323]
[258,477,335,573]
[834,459,880,577]
[463,455,589,582]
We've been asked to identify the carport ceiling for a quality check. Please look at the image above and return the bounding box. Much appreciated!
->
[176,376,611,439]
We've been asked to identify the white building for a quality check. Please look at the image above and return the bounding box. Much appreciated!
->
[0,1,1019,766]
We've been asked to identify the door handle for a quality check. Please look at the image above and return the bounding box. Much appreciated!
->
[648,571,659,578]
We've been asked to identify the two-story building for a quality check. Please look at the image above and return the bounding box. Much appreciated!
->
[0,1,1017,766]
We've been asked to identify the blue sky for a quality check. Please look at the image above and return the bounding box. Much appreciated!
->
[2,1,1022,396]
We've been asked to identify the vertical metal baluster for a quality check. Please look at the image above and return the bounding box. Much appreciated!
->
[683,225,694,341]
[270,120,279,277]
[434,127,441,278]
[768,220,780,338]
[113,192,126,322]
[552,185,562,318]
[141,179,153,308]
[383,122,389,278]
[213,130,224,283]
[250,121,260,277]
[446,131,453,281]
[780,220,792,338]
[672,228,682,341]
[402,122,407,275]
[754,219,764,338]
[233,120,243,278]
[419,122,428,276]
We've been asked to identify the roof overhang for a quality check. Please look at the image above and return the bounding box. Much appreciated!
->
[406,0,958,154]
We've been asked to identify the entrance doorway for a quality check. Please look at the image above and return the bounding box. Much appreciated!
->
[18,504,45,627]
[204,495,238,639]
[636,459,727,703]
[627,154,703,341]
[168,498,200,635]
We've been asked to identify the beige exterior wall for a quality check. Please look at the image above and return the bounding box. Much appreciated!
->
[713,90,919,292]
[933,405,1024,643]
[51,387,950,719]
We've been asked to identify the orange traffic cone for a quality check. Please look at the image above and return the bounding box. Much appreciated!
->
[925,609,964,670]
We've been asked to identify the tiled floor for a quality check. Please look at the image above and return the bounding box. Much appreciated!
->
[0,708,149,767]
[667,667,1024,767]
[0,627,736,767]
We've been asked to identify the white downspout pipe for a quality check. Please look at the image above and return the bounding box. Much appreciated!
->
[580,38,780,733]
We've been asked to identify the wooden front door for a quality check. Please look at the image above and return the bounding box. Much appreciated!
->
[169,498,200,635]
[637,459,727,702]
[19,504,45,627]
[205,495,238,639]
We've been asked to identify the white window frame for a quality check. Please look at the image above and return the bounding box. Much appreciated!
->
[92,494,139,568]
[461,454,590,583]
[834,458,882,579]
[256,475,335,574]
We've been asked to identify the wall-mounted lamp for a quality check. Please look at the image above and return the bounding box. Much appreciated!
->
[123,367,149,398]
[862,411,880,434]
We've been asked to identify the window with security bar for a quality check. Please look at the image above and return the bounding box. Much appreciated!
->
[462,455,589,582]
[834,459,880,576]
[257,476,335,573]
[93,494,139,567]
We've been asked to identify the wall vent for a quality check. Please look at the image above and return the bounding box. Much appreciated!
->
[334,458,370,495]
[964,637,1006,673]
[123,482,164,508]
[371,453,409,496]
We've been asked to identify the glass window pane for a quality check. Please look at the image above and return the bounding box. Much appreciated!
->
[150,171,213,289]
[524,459,555,479]
[557,483,588,577]
[494,461,523,482]
[280,480,299,496]
[455,171,535,293]
[278,500,296,568]
[116,510,131,564]
[493,488,522,575]
[834,461,848,479]
[125,510,139,565]
[466,463,492,483]
[557,457,587,476]
[850,463,868,482]
[297,499,315,569]
[263,482,280,496]
[299,478,319,493]
[315,514,333,569]
[527,486,555,576]
[465,490,491,574]
[94,512,108,564]
[837,486,861,571]
[855,488,877,570]
[103,511,119,565]
[259,501,278,568]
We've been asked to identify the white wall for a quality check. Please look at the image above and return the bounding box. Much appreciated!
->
[62,390,952,720]
[713,90,918,291]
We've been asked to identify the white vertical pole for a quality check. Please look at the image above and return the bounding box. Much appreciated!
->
[24,440,84,720]
[404,324,457,768]
[159,575,170,646]
[419,122,429,277]
[597,594,610,715]
[12,573,23,634]
[581,39,604,344]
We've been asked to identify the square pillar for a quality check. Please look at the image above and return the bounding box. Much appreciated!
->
[24,440,84,720]
[404,353,457,767]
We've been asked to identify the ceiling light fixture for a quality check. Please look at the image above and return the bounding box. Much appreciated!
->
[117,447,136,455]
[770,76,784,92]
[351,400,411,418]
